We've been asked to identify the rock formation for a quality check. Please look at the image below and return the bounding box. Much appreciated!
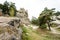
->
[16,8,30,26]
[0,17,22,40]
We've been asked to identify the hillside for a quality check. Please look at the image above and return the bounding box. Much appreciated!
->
[22,26,60,40]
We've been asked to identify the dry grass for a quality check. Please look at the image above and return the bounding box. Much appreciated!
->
[23,27,60,40]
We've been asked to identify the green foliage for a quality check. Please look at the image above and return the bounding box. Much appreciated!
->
[2,1,9,15]
[9,2,16,16]
[39,24,47,29]
[22,27,28,33]
[0,4,3,9]
[38,7,55,30]
[21,27,30,40]
[9,6,15,17]
[22,33,30,40]
[0,1,17,16]
[31,17,39,25]
[54,11,60,16]
[50,23,58,27]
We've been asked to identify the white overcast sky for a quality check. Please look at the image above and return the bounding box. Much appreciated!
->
[0,0,60,20]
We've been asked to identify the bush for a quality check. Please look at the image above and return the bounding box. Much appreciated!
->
[50,23,58,27]
[22,27,28,33]
[22,33,30,40]
[31,17,39,25]
[21,27,30,40]
[39,24,47,29]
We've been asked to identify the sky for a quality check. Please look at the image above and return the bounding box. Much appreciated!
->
[0,0,60,20]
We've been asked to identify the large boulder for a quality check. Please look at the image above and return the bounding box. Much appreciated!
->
[0,17,20,27]
[16,8,30,26]
[0,17,22,40]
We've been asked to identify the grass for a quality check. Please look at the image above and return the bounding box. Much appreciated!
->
[36,28,60,40]
[21,26,60,40]
[56,28,60,31]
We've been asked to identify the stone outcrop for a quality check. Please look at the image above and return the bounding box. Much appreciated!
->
[0,17,22,40]
[16,8,30,25]
[0,17,20,27]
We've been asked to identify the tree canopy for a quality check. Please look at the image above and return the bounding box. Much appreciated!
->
[38,7,55,30]
[0,1,17,16]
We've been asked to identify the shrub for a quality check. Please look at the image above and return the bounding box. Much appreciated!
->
[39,24,47,29]
[21,27,30,40]
[31,17,39,25]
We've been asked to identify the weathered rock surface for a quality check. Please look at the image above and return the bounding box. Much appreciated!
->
[0,17,20,27]
[16,8,30,26]
[0,17,22,40]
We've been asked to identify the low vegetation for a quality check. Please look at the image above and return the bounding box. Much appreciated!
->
[0,1,17,16]
[21,26,60,40]
[31,17,39,26]
[21,26,31,40]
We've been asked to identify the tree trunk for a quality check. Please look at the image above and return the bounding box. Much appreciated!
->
[47,21,51,31]
[48,23,51,31]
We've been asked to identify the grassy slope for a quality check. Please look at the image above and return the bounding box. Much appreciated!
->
[22,26,60,40]
[26,27,60,40]
[27,29,42,40]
